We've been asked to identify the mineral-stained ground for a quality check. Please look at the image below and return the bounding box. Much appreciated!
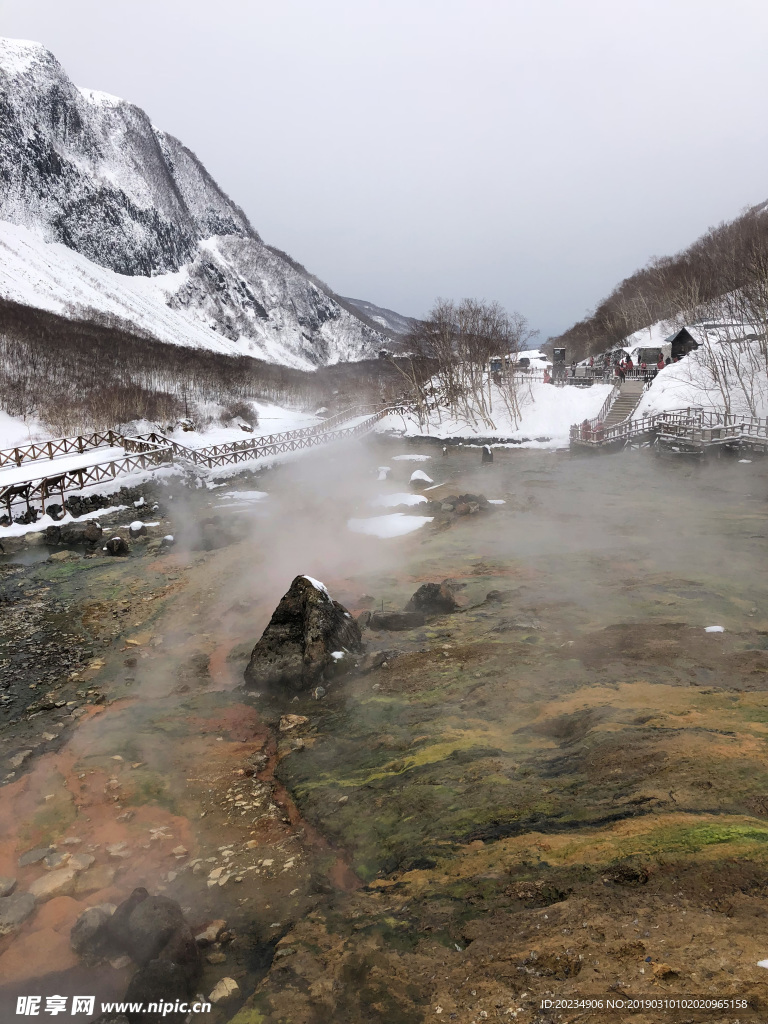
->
[1,442,767,1024]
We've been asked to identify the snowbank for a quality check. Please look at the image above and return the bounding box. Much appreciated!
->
[376,380,613,448]
[348,514,433,538]
[635,342,768,421]
[0,505,127,539]
[0,409,47,449]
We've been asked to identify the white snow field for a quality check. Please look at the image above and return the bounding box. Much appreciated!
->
[347,514,434,538]
[634,339,768,421]
[0,222,246,357]
[376,379,613,448]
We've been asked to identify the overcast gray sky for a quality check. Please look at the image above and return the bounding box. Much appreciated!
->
[2,0,768,338]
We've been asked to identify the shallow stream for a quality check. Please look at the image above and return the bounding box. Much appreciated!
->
[1,439,767,1022]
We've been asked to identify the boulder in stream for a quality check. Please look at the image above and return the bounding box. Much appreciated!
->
[244,575,363,693]
[369,610,425,631]
[104,887,200,981]
[406,581,460,615]
[105,536,130,556]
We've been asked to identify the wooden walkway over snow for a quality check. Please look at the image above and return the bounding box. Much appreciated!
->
[0,406,406,519]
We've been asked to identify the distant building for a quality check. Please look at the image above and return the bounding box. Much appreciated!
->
[664,327,700,360]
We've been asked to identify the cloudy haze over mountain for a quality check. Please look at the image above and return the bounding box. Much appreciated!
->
[3,0,768,338]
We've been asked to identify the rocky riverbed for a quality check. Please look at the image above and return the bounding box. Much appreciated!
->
[1,440,768,1023]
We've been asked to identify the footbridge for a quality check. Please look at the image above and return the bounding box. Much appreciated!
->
[0,405,406,520]
[571,406,768,456]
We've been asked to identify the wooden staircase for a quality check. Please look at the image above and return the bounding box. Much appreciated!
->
[602,379,645,429]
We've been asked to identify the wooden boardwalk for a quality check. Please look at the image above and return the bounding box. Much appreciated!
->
[0,406,406,519]
[571,405,768,456]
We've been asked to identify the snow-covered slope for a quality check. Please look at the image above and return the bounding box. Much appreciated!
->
[0,36,386,368]
[342,296,418,337]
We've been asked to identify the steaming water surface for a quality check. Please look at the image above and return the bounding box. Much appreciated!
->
[1,439,767,1019]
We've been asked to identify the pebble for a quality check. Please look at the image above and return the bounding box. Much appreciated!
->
[106,842,131,859]
[208,978,240,1004]
[195,919,226,945]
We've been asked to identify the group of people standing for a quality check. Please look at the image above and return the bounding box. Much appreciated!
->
[612,352,673,383]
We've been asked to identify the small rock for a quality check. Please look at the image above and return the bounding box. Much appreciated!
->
[0,891,36,935]
[279,714,309,732]
[28,867,77,902]
[312,686,326,700]
[209,977,240,1004]
[337,795,349,805]
[48,549,81,562]
[10,750,33,769]
[195,919,226,945]
[356,651,388,673]
[172,845,188,857]
[110,954,132,970]
[68,853,95,872]
[0,877,17,898]
[43,851,70,871]
[18,846,54,868]
[105,537,130,557]
[206,951,227,964]
[70,903,115,955]
[106,842,131,859]
[74,865,116,895]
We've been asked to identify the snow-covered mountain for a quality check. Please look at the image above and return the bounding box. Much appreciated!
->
[342,296,419,337]
[0,36,389,369]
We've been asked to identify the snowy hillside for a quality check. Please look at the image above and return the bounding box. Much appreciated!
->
[342,296,419,337]
[0,37,387,368]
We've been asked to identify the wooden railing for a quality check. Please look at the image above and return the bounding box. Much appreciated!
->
[0,429,122,469]
[0,406,407,517]
[0,444,173,517]
[571,406,768,450]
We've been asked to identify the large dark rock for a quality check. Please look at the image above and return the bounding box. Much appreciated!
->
[105,888,200,980]
[369,610,425,631]
[105,536,130,556]
[124,960,190,1024]
[244,575,363,693]
[70,904,116,956]
[406,581,459,616]
[0,891,35,935]
[60,520,102,546]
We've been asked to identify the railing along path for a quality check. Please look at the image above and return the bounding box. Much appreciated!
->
[570,406,768,452]
[0,406,406,518]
